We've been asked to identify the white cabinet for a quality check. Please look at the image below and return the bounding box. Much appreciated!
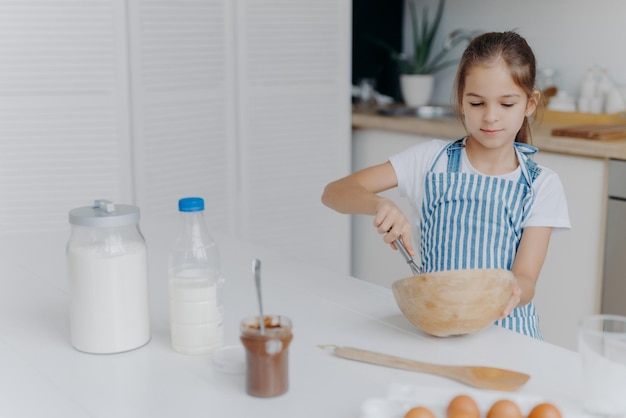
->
[352,128,608,350]
[0,0,351,274]
[533,152,606,350]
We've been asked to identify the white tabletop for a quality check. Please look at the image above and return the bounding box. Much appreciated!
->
[0,214,591,417]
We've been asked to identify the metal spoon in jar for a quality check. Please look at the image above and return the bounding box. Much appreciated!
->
[252,258,265,334]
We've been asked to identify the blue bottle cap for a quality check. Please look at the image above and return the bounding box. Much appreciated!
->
[178,197,204,212]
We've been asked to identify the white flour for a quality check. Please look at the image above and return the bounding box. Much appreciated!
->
[68,242,150,353]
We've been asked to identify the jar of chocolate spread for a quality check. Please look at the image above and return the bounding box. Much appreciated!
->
[240,315,293,397]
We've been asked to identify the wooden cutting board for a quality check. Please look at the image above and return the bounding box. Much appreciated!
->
[551,124,626,140]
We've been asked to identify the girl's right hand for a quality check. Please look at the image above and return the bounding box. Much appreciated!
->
[373,198,414,256]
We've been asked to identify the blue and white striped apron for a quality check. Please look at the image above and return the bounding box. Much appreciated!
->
[419,138,543,339]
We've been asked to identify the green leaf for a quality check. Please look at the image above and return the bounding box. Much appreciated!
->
[365,0,462,75]
[425,58,459,75]
[409,1,424,69]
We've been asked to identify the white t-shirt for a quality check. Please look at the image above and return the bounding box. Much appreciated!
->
[389,139,571,232]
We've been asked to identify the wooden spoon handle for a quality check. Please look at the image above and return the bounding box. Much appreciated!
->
[333,346,458,376]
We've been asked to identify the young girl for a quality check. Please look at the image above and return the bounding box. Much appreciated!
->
[322,31,570,339]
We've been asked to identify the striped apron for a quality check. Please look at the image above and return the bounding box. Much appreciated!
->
[419,138,543,339]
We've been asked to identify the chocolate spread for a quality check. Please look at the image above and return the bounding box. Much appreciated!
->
[240,315,293,397]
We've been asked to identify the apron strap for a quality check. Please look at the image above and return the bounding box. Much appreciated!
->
[427,138,465,172]
[514,142,542,187]
[445,138,466,172]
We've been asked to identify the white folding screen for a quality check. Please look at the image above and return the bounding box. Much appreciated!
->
[0,1,132,234]
[236,0,351,273]
[127,0,237,233]
[0,0,351,274]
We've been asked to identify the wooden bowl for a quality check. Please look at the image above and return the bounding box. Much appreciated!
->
[391,269,514,337]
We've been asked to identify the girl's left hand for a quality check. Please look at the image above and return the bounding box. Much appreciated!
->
[500,280,522,318]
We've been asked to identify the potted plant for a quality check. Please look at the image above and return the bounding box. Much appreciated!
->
[371,0,473,106]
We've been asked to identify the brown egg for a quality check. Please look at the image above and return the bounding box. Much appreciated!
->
[447,394,480,418]
[486,399,523,418]
[447,411,480,418]
[404,406,436,418]
[448,413,481,418]
[527,403,562,418]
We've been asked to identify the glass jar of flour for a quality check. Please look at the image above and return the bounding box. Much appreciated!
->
[67,199,150,354]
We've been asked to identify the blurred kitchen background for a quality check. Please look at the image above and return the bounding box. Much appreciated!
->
[355,0,626,106]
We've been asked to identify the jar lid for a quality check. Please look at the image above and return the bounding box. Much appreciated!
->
[212,345,245,374]
[69,199,140,227]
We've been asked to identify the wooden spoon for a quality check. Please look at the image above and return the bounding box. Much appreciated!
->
[324,345,530,391]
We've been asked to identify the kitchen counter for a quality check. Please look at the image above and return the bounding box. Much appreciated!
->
[352,108,626,160]
[0,214,595,417]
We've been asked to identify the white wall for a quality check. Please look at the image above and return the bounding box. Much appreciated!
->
[407,0,626,106]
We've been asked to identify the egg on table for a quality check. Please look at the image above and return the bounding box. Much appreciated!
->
[527,403,562,418]
[486,399,523,418]
[404,406,436,418]
[446,394,480,418]
[405,395,561,418]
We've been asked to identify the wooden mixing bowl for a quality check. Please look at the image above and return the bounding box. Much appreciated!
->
[391,269,514,337]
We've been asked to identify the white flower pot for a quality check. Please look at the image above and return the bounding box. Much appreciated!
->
[400,74,435,107]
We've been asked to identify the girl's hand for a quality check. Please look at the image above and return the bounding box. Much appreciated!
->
[373,198,414,256]
[500,280,522,319]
